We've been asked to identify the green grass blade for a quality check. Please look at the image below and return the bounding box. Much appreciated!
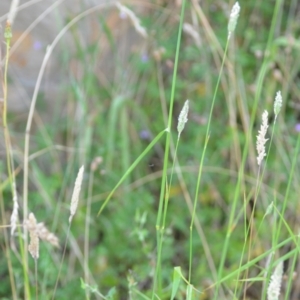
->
[97,128,168,216]
[171,267,182,300]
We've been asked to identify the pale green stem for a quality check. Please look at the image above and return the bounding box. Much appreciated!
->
[214,1,283,297]
[189,37,230,284]
[152,0,187,296]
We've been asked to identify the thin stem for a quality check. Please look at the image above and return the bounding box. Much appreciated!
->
[189,36,230,284]
[84,165,95,300]
[0,192,17,300]
[214,1,283,297]
[2,21,26,300]
[35,259,39,300]
[152,0,187,297]
[52,224,71,300]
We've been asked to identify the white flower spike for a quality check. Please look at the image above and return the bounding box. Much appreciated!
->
[69,166,84,224]
[256,110,269,166]
[228,2,241,40]
[274,91,282,121]
[177,100,189,138]
[267,260,283,300]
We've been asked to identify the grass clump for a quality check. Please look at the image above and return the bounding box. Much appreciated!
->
[1,0,300,299]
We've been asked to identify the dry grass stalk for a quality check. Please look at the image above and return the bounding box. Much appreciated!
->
[69,166,84,224]
[7,0,19,26]
[183,23,202,47]
[115,2,148,38]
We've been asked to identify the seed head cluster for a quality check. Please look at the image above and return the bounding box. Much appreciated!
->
[177,100,189,138]
[228,2,240,39]
[256,110,269,166]
[267,261,283,300]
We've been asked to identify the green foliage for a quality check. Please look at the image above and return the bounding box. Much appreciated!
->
[1,0,300,299]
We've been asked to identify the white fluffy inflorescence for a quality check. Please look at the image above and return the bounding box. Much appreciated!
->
[177,100,189,138]
[267,261,283,300]
[274,91,282,120]
[10,181,18,236]
[69,166,84,224]
[228,2,240,39]
[256,110,269,166]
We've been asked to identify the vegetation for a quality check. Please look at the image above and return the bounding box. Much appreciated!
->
[1,0,300,299]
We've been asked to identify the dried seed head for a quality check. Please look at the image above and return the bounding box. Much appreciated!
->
[26,213,39,260]
[10,181,18,236]
[91,157,103,172]
[36,222,60,248]
[274,91,282,120]
[228,2,240,40]
[177,100,189,138]
[69,166,84,224]
[153,47,166,62]
[4,21,12,40]
[256,110,269,166]
[267,260,283,300]
[24,215,60,248]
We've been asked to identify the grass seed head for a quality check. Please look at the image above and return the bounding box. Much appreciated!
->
[69,166,84,224]
[267,260,283,300]
[256,110,269,166]
[26,213,39,260]
[10,182,18,236]
[177,100,189,138]
[274,91,282,120]
[228,2,240,39]
[36,222,60,248]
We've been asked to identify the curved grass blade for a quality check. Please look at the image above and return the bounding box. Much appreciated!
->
[97,128,168,216]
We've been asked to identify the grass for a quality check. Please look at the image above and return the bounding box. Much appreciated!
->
[1,0,300,299]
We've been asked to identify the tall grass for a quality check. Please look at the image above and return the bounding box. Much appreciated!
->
[1,0,300,299]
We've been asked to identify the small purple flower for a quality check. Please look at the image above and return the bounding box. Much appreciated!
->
[119,11,127,19]
[295,123,300,132]
[141,52,149,63]
[33,41,42,50]
[139,130,151,140]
